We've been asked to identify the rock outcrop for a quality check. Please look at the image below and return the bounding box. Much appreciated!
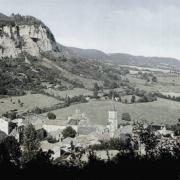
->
[0,14,59,58]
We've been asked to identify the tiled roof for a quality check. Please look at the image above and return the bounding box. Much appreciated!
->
[67,119,80,125]
[78,126,97,135]
[42,120,67,126]
[114,125,133,138]
[148,125,164,131]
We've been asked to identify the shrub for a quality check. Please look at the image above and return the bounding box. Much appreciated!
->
[47,112,56,120]
[31,106,43,114]
[131,95,136,103]
[36,128,47,141]
[124,99,128,103]
[47,135,59,143]
[152,76,158,83]
[62,126,76,139]
[3,110,17,120]
[122,113,131,121]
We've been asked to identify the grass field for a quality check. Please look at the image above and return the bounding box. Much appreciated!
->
[47,98,180,125]
[128,73,180,93]
[119,65,171,73]
[0,93,59,115]
[45,88,93,98]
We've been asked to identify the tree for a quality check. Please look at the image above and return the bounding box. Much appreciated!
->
[31,106,42,114]
[131,95,136,103]
[103,79,110,88]
[2,111,17,120]
[110,82,118,89]
[47,135,58,143]
[0,87,7,95]
[109,136,132,152]
[18,99,21,104]
[22,124,40,162]
[138,71,143,76]
[139,128,159,157]
[65,96,71,106]
[124,99,128,103]
[36,128,47,141]
[0,131,7,143]
[24,149,53,170]
[152,76,158,83]
[122,113,131,121]
[47,112,56,120]
[93,83,99,98]
[178,118,180,123]
[1,136,21,164]
[62,126,77,139]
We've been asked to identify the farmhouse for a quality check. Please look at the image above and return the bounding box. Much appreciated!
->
[0,117,12,135]
[42,120,67,133]
[0,117,25,142]
[0,117,18,135]
[114,125,133,138]
[148,124,174,137]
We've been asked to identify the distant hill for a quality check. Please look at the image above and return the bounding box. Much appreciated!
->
[1,13,179,69]
[58,44,108,61]
[59,44,180,69]
[66,47,108,61]
[108,53,180,69]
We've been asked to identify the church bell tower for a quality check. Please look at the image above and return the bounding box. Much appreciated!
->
[108,111,118,137]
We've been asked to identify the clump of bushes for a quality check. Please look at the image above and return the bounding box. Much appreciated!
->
[137,92,157,103]
[47,112,56,120]
[62,126,77,139]
[157,93,180,102]
[2,110,17,120]
[31,106,43,114]
[47,135,59,143]
[65,95,88,106]
[122,113,131,121]
[89,137,132,151]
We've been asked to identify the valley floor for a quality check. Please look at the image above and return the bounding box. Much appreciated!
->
[44,98,180,125]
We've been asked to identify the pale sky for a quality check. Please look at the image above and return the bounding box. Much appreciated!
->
[1,0,180,59]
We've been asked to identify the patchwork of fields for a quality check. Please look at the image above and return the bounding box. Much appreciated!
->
[1,66,180,126]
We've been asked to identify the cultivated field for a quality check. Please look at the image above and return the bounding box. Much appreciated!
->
[0,93,59,115]
[46,98,180,125]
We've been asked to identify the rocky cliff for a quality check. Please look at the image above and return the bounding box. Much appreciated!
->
[0,14,59,58]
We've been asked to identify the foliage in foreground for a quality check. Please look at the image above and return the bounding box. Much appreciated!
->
[0,146,180,180]
[0,125,180,179]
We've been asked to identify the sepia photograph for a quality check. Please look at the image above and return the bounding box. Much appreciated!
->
[0,0,180,179]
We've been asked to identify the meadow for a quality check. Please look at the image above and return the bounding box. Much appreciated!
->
[128,73,180,93]
[0,93,59,115]
[46,98,180,125]
[45,88,93,98]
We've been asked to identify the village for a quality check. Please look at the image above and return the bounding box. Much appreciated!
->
[0,107,179,161]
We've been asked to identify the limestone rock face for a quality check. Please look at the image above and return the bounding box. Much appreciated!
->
[0,24,57,58]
